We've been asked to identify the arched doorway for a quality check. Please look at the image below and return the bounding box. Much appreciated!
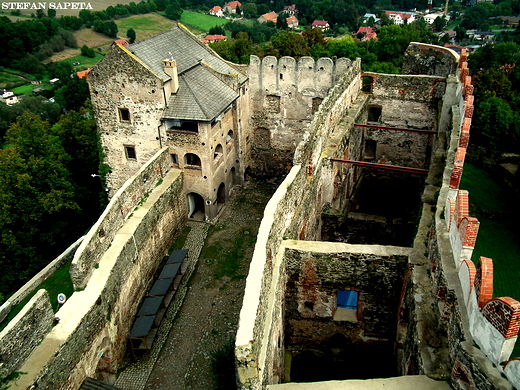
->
[216,182,226,212]
[187,192,205,220]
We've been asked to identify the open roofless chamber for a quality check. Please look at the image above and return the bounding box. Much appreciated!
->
[285,77,440,382]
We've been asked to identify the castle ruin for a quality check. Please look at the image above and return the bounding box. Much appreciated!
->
[1,26,519,390]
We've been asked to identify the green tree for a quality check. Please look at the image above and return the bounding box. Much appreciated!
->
[81,44,96,57]
[54,76,90,112]
[52,105,108,224]
[277,12,289,29]
[433,16,446,32]
[48,9,56,18]
[209,25,226,35]
[269,30,310,59]
[243,3,257,18]
[0,113,79,294]
[165,2,182,20]
[127,27,136,44]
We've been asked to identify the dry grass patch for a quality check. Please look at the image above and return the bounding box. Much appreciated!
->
[115,14,177,42]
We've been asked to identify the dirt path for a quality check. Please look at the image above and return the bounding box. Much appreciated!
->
[145,179,279,390]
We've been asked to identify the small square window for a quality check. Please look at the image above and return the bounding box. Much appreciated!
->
[119,108,130,122]
[125,145,136,160]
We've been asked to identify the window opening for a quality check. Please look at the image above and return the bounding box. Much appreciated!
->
[185,153,201,167]
[334,290,359,322]
[119,108,130,122]
[125,145,136,160]
[226,130,234,143]
[367,106,382,123]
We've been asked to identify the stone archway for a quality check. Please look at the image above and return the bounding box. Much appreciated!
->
[216,182,226,212]
[187,192,205,220]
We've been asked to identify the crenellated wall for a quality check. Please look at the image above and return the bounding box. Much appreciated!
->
[426,51,520,389]
[247,55,352,176]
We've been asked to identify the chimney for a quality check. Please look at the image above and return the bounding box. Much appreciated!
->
[163,55,179,95]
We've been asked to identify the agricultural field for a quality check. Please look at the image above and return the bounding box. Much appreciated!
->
[180,10,229,33]
[116,13,177,42]
[0,70,28,90]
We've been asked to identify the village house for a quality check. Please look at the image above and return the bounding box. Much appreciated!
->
[283,4,297,15]
[224,0,242,14]
[202,34,227,43]
[311,19,330,30]
[423,12,449,24]
[258,11,277,24]
[111,38,130,48]
[384,11,417,25]
[208,5,223,17]
[286,15,298,29]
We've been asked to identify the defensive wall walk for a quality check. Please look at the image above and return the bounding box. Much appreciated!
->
[11,169,184,390]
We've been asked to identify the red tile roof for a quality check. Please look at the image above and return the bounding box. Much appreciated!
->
[112,39,129,47]
[203,34,227,43]
[225,1,242,9]
[312,20,329,27]
[356,26,373,34]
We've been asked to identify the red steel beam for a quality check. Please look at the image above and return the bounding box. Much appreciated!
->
[330,158,429,175]
[354,123,436,134]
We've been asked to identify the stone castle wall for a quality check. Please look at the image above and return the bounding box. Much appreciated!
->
[247,55,352,176]
[0,290,54,379]
[235,44,520,390]
[236,58,364,388]
[89,45,167,192]
[71,147,173,289]
[5,148,187,389]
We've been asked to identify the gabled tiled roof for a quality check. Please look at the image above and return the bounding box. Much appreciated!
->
[356,26,373,34]
[209,5,222,13]
[128,27,247,84]
[312,20,329,27]
[204,34,227,42]
[112,39,129,47]
[225,1,242,9]
[260,12,277,22]
[124,26,245,122]
[163,64,238,121]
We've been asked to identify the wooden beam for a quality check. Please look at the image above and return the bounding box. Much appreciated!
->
[330,158,428,175]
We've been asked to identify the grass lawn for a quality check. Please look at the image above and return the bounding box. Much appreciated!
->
[13,84,37,95]
[460,162,520,357]
[0,261,74,332]
[61,53,104,69]
[180,10,229,33]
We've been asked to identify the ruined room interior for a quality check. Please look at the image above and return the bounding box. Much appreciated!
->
[284,97,435,383]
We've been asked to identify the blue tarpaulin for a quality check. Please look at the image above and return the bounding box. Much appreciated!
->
[337,290,358,309]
